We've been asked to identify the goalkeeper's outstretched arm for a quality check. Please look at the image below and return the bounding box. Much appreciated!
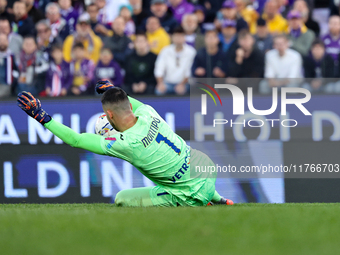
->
[17,81,145,155]
[44,95,144,155]
[17,91,109,155]
[44,119,105,155]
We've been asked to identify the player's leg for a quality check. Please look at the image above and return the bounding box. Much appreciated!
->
[211,190,223,203]
[210,190,234,205]
[190,149,234,206]
[115,186,178,207]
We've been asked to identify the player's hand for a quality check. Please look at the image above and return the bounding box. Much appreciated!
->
[95,79,114,94]
[17,91,51,125]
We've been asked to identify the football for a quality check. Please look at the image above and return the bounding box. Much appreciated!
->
[95,114,119,137]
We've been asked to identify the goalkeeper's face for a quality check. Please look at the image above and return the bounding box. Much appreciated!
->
[103,108,119,131]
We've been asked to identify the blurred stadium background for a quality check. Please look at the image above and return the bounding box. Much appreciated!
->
[2,0,340,253]
[0,0,340,203]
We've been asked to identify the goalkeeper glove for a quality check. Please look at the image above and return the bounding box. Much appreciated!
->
[95,79,114,94]
[17,91,51,125]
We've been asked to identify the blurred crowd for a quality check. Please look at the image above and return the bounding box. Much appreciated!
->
[0,0,339,97]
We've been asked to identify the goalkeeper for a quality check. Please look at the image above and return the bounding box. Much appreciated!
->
[17,81,233,207]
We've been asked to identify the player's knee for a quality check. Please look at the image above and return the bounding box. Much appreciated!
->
[115,190,128,207]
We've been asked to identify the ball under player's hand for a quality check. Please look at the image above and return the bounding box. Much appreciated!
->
[17,91,51,125]
[95,79,114,94]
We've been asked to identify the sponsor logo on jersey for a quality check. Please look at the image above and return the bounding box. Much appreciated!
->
[168,147,190,183]
[141,117,161,148]
[168,162,189,183]
[105,137,117,149]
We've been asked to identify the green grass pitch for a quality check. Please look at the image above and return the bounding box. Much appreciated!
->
[0,203,340,255]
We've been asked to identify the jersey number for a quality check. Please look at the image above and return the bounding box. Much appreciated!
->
[156,133,181,155]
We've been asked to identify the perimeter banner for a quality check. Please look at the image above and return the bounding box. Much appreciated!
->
[1,90,340,203]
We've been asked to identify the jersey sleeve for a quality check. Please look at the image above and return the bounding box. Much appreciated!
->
[45,119,132,160]
[100,133,133,162]
[44,119,106,155]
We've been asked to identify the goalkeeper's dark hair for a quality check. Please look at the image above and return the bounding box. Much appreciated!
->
[101,87,130,111]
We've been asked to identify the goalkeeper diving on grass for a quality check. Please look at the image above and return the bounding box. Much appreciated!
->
[16,80,233,207]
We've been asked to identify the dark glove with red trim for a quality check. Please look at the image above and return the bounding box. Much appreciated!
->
[17,91,51,125]
[95,79,114,94]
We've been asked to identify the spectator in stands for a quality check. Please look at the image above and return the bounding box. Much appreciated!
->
[260,34,302,94]
[45,44,72,97]
[330,0,340,16]
[36,20,62,59]
[70,42,95,95]
[265,34,303,78]
[87,3,110,39]
[146,16,171,55]
[95,0,108,25]
[0,33,18,98]
[0,18,22,64]
[168,0,195,23]
[104,0,129,24]
[71,0,84,16]
[63,13,103,64]
[192,29,226,78]
[303,39,335,92]
[154,26,196,95]
[182,13,204,50]
[59,0,79,34]
[199,0,224,23]
[21,0,44,23]
[193,5,207,32]
[293,0,320,37]
[94,48,123,87]
[148,0,178,34]
[228,29,264,79]
[322,16,340,61]
[45,3,71,41]
[219,20,238,56]
[0,0,14,22]
[254,18,273,53]
[34,0,49,16]
[276,0,290,18]
[304,39,335,78]
[103,16,133,67]
[88,3,100,34]
[119,4,135,37]
[130,0,149,30]
[18,36,49,95]
[262,0,288,34]
[124,31,157,95]
[12,1,35,37]
[286,10,315,57]
[234,0,258,34]
[215,0,248,32]
[253,0,266,14]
